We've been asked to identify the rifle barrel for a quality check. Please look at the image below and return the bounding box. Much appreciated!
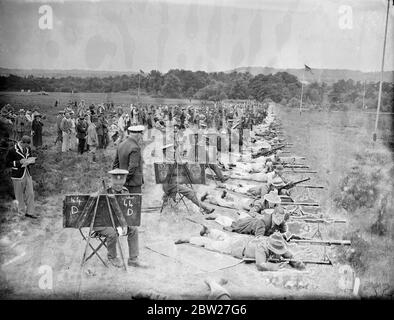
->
[284,165,309,169]
[268,258,332,265]
[281,202,320,207]
[284,170,317,174]
[290,218,347,224]
[290,239,351,246]
[296,185,325,189]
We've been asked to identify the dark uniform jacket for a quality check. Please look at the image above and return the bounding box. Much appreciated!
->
[5,143,34,179]
[113,136,143,187]
[229,213,287,237]
[76,119,88,139]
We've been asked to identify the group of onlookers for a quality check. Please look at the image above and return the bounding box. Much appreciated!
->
[0,104,44,148]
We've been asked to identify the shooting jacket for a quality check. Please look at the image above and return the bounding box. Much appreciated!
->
[5,143,34,179]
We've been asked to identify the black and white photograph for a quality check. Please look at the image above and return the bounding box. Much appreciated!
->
[0,0,393,303]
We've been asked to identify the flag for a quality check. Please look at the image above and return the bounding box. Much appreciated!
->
[304,64,313,74]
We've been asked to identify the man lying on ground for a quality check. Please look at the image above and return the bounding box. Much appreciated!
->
[201,185,283,214]
[175,230,305,271]
[204,205,289,238]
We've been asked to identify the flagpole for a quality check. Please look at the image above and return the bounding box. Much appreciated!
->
[373,0,390,142]
[299,68,305,115]
[138,73,141,105]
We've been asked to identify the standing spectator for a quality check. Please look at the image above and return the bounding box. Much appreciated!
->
[14,109,26,141]
[112,125,144,194]
[87,117,98,162]
[102,115,109,149]
[24,110,33,138]
[32,107,40,120]
[5,135,38,219]
[70,112,78,151]
[32,113,43,148]
[76,115,88,154]
[60,112,73,152]
[55,111,64,146]
[96,114,104,149]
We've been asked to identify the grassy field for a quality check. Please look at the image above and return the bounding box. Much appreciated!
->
[276,105,394,298]
[0,91,393,299]
[0,91,205,112]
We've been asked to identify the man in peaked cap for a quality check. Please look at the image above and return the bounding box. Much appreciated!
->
[112,125,145,194]
[92,168,147,269]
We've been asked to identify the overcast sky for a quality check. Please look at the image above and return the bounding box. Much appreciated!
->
[0,0,393,72]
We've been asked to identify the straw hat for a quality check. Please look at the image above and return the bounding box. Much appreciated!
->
[267,233,288,255]
[263,191,281,204]
[271,176,285,187]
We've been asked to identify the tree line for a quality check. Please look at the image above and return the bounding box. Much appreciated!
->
[0,70,392,111]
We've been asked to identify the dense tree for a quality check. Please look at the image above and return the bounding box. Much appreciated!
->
[0,70,391,111]
[161,74,182,98]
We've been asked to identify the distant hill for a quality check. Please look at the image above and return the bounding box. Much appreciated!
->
[228,67,394,84]
[0,68,136,78]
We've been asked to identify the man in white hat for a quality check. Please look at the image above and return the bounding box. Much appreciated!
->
[113,125,145,194]
[93,168,146,268]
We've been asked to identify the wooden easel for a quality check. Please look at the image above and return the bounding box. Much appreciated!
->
[160,127,200,214]
[79,180,127,270]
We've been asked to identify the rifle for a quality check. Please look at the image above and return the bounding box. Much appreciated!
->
[280,202,320,207]
[280,156,306,161]
[267,258,332,265]
[296,185,325,189]
[290,217,347,224]
[252,144,285,159]
[284,165,309,169]
[277,178,310,193]
[289,239,351,246]
[284,170,317,174]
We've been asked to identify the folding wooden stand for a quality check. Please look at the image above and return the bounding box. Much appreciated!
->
[160,162,196,214]
[79,189,127,271]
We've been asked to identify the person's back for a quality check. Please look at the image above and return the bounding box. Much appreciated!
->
[116,135,143,191]
[87,122,98,144]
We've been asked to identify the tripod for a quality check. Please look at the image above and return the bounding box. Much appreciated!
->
[160,126,202,214]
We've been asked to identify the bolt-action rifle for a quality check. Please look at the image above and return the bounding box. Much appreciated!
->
[277,178,310,193]
[252,144,285,159]
[289,239,351,246]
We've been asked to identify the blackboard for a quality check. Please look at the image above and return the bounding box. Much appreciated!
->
[154,162,206,184]
[63,194,141,228]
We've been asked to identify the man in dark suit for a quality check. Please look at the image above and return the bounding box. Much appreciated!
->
[5,135,38,219]
[112,126,147,267]
[112,125,144,194]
